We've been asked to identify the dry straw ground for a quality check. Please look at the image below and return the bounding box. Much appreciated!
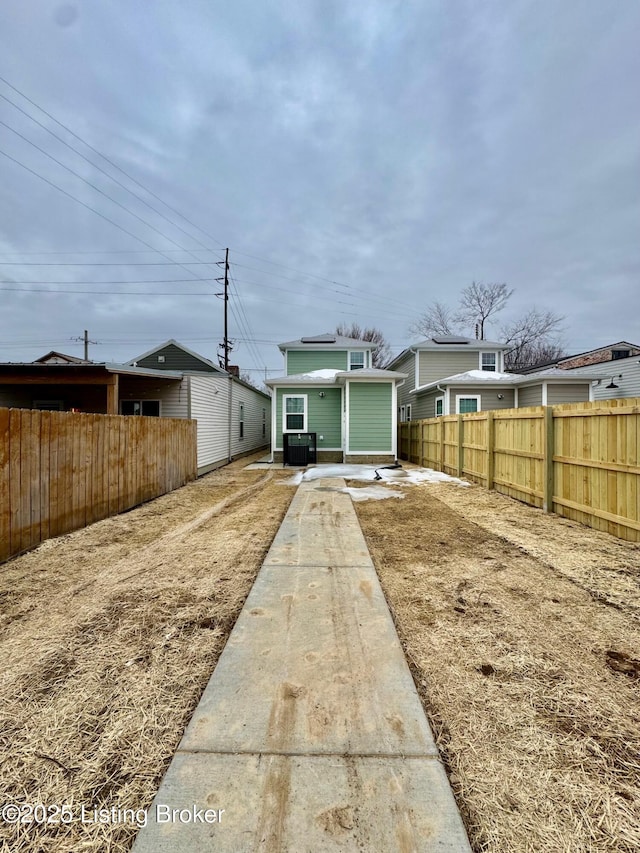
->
[2,458,639,852]
[0,455,295,853]
[353,478,640,853]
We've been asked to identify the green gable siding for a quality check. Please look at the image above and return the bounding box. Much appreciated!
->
[348,383,392,451]
[275,386,342,449]
[136,343,217,372]
[286,350,348,375]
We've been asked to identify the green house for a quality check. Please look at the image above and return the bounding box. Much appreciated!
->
[265,333,407,464]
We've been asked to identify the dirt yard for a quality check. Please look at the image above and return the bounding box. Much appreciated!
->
[2,459,639,853]
[0,455,296,853]
[353,478,640,853]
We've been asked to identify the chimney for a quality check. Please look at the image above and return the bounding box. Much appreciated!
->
[227,365,240,377]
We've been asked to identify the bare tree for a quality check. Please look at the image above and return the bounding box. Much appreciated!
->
[500,309,566,370]
[410,283,565,370]
[240,370,264,391]
[456,282,513,340]
[336,322,391,368]
[408,301,458,338]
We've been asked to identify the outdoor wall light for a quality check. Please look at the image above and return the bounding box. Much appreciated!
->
[497,393,505,399]
[318,391,325,398]
[606,375,622,389]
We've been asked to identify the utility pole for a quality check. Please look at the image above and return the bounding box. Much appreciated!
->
[216,248,233,370]
[71,329,96,361]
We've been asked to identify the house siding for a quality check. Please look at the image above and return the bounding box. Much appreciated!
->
[189,374,230,471]
[567,356,640,401]
[451,386,516,412]
[274,386,342,450]
[418,350,487,386]
[286,350,349,374]
[518,385,543,407]
[229,381,270,457]
[413,391,438,420]
[546,383,590,405]
[136,343,218,373]
[348,383,392,451]
[393,351,415,412]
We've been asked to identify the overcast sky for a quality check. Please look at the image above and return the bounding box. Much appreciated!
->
[0,1,638,379]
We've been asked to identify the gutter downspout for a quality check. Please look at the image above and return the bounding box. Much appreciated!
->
[394,378,405,462]
[436,384,447,415]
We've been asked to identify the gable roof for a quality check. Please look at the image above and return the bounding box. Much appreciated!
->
[278,333,372,352]
[518,341,640,373]
[127,339,227,373]
[33,350,89,364]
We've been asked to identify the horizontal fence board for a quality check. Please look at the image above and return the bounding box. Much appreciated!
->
[0,408,197,564]
[400,397,640,542]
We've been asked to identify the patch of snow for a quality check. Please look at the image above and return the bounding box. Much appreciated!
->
[277,463,469,487]
[340,486,405,502]
[301,368,342,380]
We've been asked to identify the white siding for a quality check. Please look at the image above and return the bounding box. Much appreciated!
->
[566,357,640,401]
[189,374,230,471]
[229,380,271,457]
[188,375,271,472]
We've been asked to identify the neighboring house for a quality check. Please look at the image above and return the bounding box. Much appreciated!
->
[0,340,270,475]
[126,340,271,472]
[519,341,640,372]
[562,351,640,401]
[408,367,604,417]
[265,333,407,464]
[387,336,512,420]
[33,350,90,365]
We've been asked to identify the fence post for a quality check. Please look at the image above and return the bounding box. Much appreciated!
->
[486,411,494,490]
[439,418,445,472]
[457,414,464,477]
[543,406,554,513]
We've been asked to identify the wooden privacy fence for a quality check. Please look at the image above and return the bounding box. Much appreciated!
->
[0,408,197,564]
[399,398,640,542]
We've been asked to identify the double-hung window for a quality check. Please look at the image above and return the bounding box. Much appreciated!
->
[481,352,497,371]
[283,395,307,432]
[349,351,365,370]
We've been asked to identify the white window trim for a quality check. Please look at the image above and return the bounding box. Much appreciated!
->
[479,351,498,372]
[455,394,481,414]
[348,350,367,370]
[400,404,406,421]
[282,394,308,433]
[435,396,444,417]
[406,403,412,422]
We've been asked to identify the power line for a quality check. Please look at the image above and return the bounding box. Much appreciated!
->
[0,88,226,260]
[0,117,218,282]
[0,75,227,250]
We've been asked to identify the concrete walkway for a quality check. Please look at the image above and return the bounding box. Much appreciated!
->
[133,477,472,852]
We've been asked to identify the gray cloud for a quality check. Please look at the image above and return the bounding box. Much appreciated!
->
[0,0,638,373]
